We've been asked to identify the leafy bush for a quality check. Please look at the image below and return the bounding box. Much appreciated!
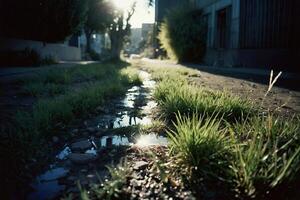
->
[158,7,207,62]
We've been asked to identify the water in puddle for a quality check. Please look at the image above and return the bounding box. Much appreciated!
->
[28,71,164,199]
[135,133,168,147]
[28,168,68,200]
[99,135,131,147]
[28,180,65,200]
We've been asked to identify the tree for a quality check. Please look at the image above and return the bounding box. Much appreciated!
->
[108,2,136,60]
[84,0,113,53]
[0,0,88,43]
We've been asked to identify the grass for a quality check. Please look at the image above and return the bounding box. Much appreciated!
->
[134,63,300,199]
[230,115,300,199]
[89,160,131,200]
[154,78,253,122]
[168,113,232,179]
[0,61,142,198]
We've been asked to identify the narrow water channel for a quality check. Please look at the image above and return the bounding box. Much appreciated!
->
[27,71,168,200]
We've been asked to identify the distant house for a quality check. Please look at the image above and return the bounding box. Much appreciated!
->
[155,0,300,71]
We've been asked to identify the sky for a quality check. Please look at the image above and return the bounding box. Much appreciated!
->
[111,0,155,28]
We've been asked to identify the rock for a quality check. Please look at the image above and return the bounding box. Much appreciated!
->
[71,129,79,134]
[82,132,89,137]
[71,140,92,151]
[52,136,59,143]
[69,153,97,164]
[133,161,148,170]
[87,127,96,133]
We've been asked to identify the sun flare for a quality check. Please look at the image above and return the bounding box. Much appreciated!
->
[111,0,134,11]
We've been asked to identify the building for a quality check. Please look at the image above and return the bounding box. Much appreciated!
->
[156,0,300,71]
[141,23,154,41]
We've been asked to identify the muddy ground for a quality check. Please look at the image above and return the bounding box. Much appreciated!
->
[139,59,300,116]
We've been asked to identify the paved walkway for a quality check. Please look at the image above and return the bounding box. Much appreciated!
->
[0,61,99,78]
[141,58,300,91]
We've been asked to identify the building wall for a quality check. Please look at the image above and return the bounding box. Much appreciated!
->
[0,37,81,61]
[195,0,300,71]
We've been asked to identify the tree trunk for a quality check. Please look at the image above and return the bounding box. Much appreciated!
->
[84,29,92,54]
[110,33,122,60]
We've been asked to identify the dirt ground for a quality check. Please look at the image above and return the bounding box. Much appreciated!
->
[139,59,300,116]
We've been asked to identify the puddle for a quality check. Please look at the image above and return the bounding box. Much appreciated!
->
[37,168,69,182]
[28,180,65,200]
[28,71,165,199]
[99,135,131,147]
[135,133,168,147]
[28,168,68,200]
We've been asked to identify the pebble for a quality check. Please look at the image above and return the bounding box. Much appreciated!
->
[87,127,96,133]
[133,161,148,170]
[52,136,59,143]
[71,140,92,151]
[69,153,97,164]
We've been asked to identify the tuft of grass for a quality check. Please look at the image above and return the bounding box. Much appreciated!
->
[167,113,232,180]
[89,160,131,200]
[154,79,253,122]
[230,115,300,199]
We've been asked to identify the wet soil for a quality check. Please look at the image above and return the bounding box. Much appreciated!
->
[26,71,169,199]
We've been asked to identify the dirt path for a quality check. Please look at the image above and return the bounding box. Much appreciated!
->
[140,59,300,116]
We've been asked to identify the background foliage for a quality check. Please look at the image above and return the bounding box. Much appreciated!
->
[0,0,88,42]
[158,7,207,62]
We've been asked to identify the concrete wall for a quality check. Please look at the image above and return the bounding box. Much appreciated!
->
[196,0,299,71]
[0,37,81,61]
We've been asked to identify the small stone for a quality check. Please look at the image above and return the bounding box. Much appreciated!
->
[87,127,96,133]
[82,132,89,137]
[69,153,97,164]
[71,129,79,134]
[71,140,92,151]
[52,136,59,143]
[133,161,148,170]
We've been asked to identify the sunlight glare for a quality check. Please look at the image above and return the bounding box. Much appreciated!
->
[111,0,134,11]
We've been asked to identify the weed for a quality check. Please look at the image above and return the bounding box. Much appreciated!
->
[90,160,131,200]
[168,113,232,180]
[230,115,300,199]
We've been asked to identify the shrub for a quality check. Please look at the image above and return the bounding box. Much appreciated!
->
[158,7,207,62]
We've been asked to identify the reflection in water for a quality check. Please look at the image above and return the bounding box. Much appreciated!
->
[135,133,168,147]
[99,136,131,147]
[28,167,68,200]
[28,180,65,200]
[28,71,162,199]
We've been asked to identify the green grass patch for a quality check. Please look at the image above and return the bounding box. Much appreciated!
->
[230,115,300,199]
[154,78,253,122]
[0,61,142,197]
